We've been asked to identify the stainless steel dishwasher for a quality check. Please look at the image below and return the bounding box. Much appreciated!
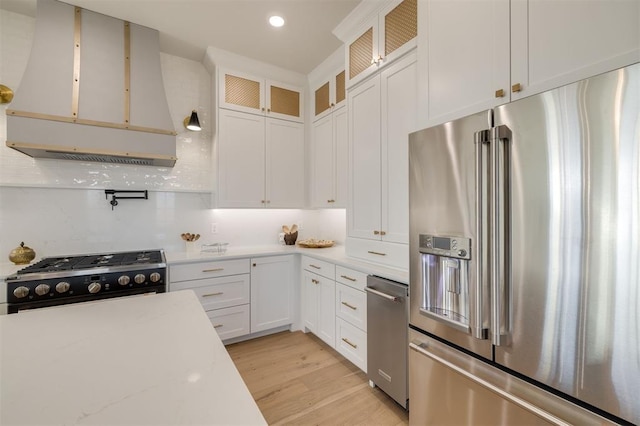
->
[366,275,409,409]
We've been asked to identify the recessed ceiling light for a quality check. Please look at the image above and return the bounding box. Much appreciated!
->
[269,15,285,28]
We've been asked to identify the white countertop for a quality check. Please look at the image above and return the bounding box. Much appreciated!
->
[0,291,267,425]
[166,244,409,284]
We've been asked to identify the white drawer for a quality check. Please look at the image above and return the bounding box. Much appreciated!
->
[169,258,250,282]
[335,317,367,372]
[345,237,409,270]
[301,256,335,279]
[336,283,367,332]
[335,266,368,292]
[172,274,250,311]
[207,304,250,341]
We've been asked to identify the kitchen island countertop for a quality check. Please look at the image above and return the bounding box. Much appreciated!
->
[0,290,266,425]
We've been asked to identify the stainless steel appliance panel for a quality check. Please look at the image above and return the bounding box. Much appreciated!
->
[408,329,614,426]
[409,110,492,360]
[492,63,640,422]
[366,276,408,409]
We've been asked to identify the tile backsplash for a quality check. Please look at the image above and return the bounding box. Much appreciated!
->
[0,186,346,258]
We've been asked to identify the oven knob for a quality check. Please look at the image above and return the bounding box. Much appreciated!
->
[13,286,30,298]
[35,284,51,296]
[55,282,70,293]
[149,272,161,283]
[458,249,467,257]
[134,274,146,284]
[88,282,102,294]
[118,275,131,286]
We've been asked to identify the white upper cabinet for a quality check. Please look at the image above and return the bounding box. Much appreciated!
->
[312,68,346,122]
[420,0,640,127]
[348,51,417,245]
[219,68,304,123]
[217,109,266,208]
[215,66,305,208]
[510,0,640,101]
[217,109,304,208]
[265,118,305,208]
[311,105,348,208]
[342,0,418,87]
[419,0,510,126]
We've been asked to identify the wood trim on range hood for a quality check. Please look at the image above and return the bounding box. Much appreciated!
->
[5,0,177,167]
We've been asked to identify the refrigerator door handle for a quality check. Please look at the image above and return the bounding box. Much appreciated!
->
[409,340,571,426]
[474,130,491,340]
[490,125,512,347]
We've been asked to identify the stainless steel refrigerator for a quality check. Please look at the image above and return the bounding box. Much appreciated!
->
[408,63,639,425]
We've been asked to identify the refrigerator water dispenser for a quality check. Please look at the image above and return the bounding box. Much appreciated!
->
[419,234,472,334]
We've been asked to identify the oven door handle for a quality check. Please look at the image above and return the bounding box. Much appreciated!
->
[365,286,399,302]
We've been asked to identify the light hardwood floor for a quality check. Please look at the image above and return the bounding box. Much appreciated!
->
[227,330,409,425]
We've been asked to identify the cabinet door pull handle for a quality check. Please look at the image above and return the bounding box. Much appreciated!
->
[512,83,522,93]
[373,230,380,235]
[253,263,257,267]
[213,324,223,329]
[380,231,386,236]
[367,250,387,256]
[342,337,357,349]
[342,301,357,310]
[202,292,223,297]
[309,264,321,269]
[495,89,505,98]
[311,279,319,284]
[202,268,224,272]
[340,275,356,282]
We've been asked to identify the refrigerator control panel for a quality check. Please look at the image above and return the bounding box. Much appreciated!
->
[419,234,471,260]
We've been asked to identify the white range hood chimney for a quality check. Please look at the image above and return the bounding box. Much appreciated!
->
[5,0,177,167]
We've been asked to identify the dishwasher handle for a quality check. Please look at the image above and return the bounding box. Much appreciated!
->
[365,286,400,302]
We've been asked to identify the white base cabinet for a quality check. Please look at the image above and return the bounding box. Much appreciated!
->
[334,266,368,372]
[301,257,369,372]
[302,256,336,347]
[170,259,251,341]
[250,255,295,333]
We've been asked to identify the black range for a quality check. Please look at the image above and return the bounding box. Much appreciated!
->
[6,250,167,313]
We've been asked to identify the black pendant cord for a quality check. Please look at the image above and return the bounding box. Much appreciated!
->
[104,189,148,210]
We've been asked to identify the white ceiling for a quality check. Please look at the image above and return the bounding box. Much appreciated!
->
[1,0,361,75]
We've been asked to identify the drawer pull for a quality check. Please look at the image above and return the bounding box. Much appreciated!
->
[213,324,223,329]
[311,279,320,284]
[340,275,356,282]
[367,250,387,256]
[202,268,224,273]
[342,337,357,349]
[309,264,321,270]
[202,292,224,297]
[341,301,357,310]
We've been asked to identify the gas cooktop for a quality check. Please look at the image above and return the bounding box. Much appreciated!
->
[16,250,165,274]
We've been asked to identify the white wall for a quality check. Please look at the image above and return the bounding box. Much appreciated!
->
[0,9,346,259]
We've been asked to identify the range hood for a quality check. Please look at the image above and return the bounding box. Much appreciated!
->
[5,0,177,167]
